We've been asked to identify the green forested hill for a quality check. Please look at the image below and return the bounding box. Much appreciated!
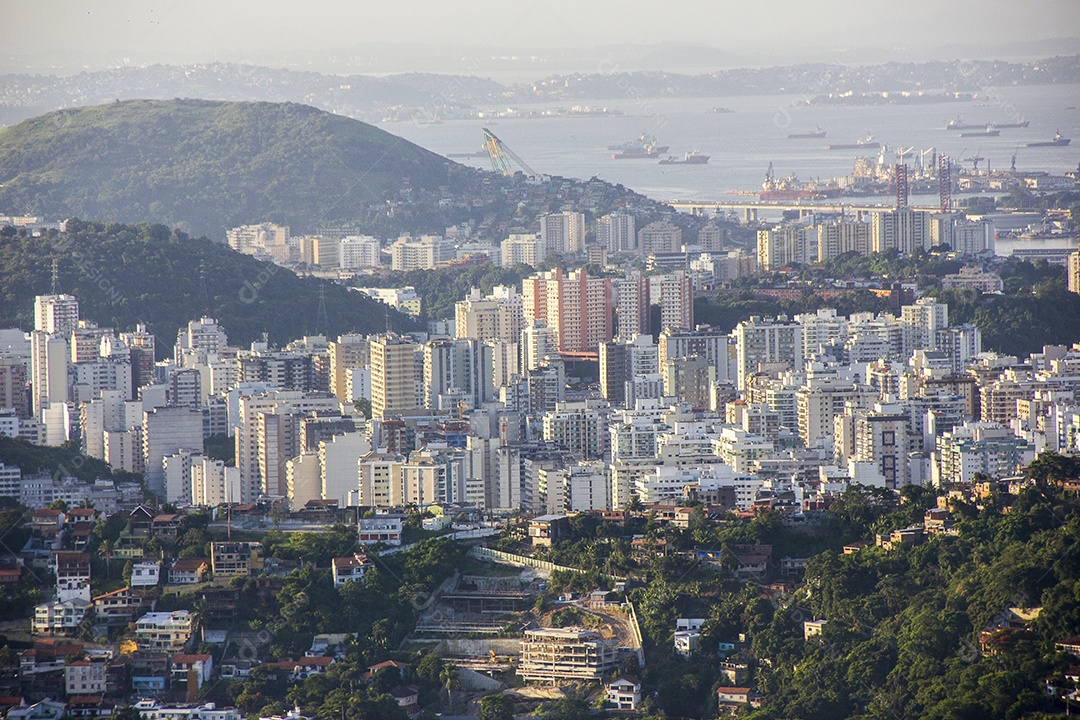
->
[0,99,474,238]
[0,220,416,354]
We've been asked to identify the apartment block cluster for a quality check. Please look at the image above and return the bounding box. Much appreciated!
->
[756,207,995,271]
[224,213,757,290]
[3,269,1072,521]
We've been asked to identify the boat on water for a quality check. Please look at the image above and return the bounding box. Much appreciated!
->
[759,163,842,201]
[988,118,1030,129]
[612,146,663,159]
[658,151,710,165]
[946,115,989,130]
[827,135,880,150]
[608,132,669,154]
[788,127,827,139]
[960,127,1001,137]
[1027,131,1071,147]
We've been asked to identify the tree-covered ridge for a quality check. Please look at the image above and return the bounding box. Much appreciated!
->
[0,220,417,354]
[0,435,129,483]
[0,98,472,238]
[517,483,1080,719]
[696,251,1080,358]
[354,263,539,322]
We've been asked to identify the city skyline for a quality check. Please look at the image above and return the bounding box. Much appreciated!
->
[3,0,1079,77]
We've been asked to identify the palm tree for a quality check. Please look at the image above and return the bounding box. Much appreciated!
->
[438,661,459,711]
[100,539,114,578]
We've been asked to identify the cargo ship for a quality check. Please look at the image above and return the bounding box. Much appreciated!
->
[658,151,710,165]
[959,127,1000,137]
[1027,131,1071,147]
[612,146,663,159]
[946,115,988,130]
[989,118,1029,129]
[827,135,880,150]
[788,127,827,139]
[608,132,669,153]
[759,164,842,201]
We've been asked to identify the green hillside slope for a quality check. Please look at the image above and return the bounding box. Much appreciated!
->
[0,98,473,238]
[0,220,417,354]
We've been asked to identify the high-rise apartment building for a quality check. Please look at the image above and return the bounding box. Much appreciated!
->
[655,271,694,332]
[1069,251,1080,294]
[613,271,649,339]
[871,208,931,255]
[900,298,949,358]
[734,316,803,390]
[369,334,419,419]
[35,294,80,336]
[143,406,204,499]
[522,268,613,355]
[455,286,524,343]
[757,225,813,270]
[538,211,585,256]
[597,212,636,253]
[175,317,228,366]
[637,221,682,255]
[815,220,871,262]
[339,235,382,269]
[328,334,370,405]
[389,235,446,271]
[501,233,546,268]
[423,338,495,411]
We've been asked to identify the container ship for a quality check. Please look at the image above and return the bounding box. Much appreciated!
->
[658,151,710,165]
[827,135,880,150]
[1027,131,1071,147]
[788,127,826,139]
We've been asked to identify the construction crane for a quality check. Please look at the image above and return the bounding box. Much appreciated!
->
[482,127,546,181]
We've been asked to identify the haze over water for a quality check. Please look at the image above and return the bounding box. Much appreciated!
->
[387,83,1080,205]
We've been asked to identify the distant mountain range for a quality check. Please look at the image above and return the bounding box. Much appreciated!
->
[0,98,478,239]
[1,55,1077,127]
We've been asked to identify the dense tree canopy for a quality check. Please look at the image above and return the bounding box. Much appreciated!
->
[0,220,417,354]
[0,99,470,239]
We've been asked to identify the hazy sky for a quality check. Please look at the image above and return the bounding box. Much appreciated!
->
[4,0,1080,76]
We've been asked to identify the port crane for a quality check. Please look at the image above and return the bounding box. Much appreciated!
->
[958,147,984,172]
[482,128,547,181]
[895,146,915,165]
[918,147,936,171]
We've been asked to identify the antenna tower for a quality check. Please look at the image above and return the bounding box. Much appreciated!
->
[316,282,330,335]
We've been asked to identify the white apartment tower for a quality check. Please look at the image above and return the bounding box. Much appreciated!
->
[597,213,636,253]
[734,316,804,390]
[538,211,586,256]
